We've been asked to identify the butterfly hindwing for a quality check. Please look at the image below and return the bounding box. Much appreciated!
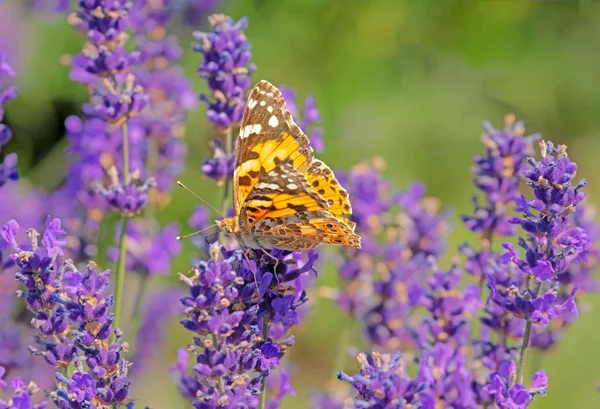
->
[252,211,361,251]
[233,81,313,213]
[305,159,352,215]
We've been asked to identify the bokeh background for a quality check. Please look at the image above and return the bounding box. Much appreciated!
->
[2,0,600,407]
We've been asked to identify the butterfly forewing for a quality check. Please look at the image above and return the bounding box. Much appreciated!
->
[233,80,313,213]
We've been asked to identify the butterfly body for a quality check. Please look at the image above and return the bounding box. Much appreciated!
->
[219,80,361,251]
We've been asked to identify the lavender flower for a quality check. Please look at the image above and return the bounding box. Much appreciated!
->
[279,87,324,153]
[462,115,539,240]
[0,51,17,188]
[66,0,152,218]
[175,245,317,407]
[2,217,135,408]
[490,142,588,320]
[193,14,255,131]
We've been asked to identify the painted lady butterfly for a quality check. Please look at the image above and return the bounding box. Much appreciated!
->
[216,80,361,251]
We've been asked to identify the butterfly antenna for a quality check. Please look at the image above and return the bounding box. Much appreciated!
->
[176,224,218,241]
[177,180,224,217]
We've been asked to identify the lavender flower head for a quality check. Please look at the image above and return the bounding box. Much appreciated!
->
[193,14,255,131]
[487,141,588,353]
[462,115,540,238]
[1,217,135,408]
[66,0,152,219]
[175,245,317,408]
[0,51,17,188]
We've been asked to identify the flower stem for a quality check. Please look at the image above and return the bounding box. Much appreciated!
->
[516,282,544,384]
[258,319,270,409]
[113,120,131,341]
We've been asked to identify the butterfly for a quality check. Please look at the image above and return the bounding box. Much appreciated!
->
[216,80,361,251]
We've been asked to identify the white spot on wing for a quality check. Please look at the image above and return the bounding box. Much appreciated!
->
[268,115,279,127]
[287,183,298,189]
[240,123,262,139]
[257,182,281,190]
[260,101,266,106]
[267,106,273,113]
[248,98,258,109]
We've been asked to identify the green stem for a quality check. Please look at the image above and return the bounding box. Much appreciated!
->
[113,120,131,341]
[258,319,270,409]
[516,282,544,384]
[113,216,129,340]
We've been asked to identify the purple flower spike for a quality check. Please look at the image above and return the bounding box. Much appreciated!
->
[194,14,256,132]
[175,245,316,407]
[462,115,540,239]
[2,218,136,409]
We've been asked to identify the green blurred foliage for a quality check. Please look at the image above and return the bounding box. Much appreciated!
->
[3,0,600,407]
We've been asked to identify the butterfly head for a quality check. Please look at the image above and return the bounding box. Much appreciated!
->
[216,216,238,235]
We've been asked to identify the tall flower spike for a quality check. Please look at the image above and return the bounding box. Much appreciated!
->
[193,14,255,132]
[0,51,18,188]
[489,141,589,384]
[2,218,136,408]
[66,0,151,219]
[462,115,540,240]
[175,245,317,408]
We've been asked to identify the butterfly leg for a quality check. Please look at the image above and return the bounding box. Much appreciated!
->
[261,250,282,284]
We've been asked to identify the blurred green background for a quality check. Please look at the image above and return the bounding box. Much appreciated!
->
[2,0,600,407]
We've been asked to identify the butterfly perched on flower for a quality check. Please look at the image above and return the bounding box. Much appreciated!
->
[216,80,361,251]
